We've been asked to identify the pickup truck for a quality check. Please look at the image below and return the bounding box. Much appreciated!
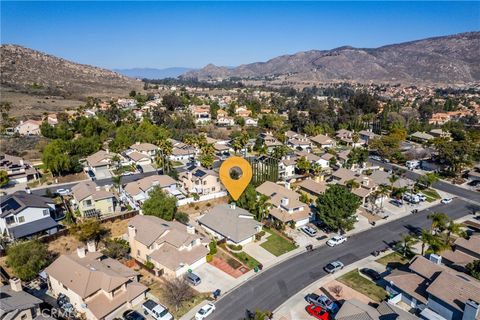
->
[142,300,173,320]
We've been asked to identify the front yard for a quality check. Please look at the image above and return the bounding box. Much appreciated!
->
[375,252,410,269]
[260,228,297,257]
[421,188,441,202]
[230,251,261,269]
[337,269,388,302]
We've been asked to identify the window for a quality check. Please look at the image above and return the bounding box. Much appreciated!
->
[108,206,113,212]
[5,216,15,225]
[18,216,25,223]
[212,187,215,192]
[83,199,92,207]
[43,209,49,216]
[137,249,140,256]
[203,181,207,185]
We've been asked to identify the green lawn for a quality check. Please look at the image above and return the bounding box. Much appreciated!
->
[338,269,388,302]
[260,229,297,256]
[421,188,441,202]
[231,251,261,269]
[171,161,184,167]
[375,252,410,269]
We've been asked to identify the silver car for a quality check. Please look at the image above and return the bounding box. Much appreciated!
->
[324,260,344,273]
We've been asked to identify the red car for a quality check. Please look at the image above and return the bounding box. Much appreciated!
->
[306,304,330,320]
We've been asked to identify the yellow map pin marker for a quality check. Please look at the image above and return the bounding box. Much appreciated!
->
[219,156,253,201]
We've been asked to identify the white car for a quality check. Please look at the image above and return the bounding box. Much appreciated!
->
[416,193,427,202]
[56,188,71,196]
[301,226,317,237]
[441,198,453,204]
[326,235,347,247]
[195,303,215,320]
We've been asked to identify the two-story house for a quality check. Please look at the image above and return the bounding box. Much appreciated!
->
[128,215,209,277]
[129,142,159,158]
[15,120,41,136]
[259,132,283,152]
[235,106,251,118]
[190,105,211,124]
[0,191,58,240]
[310,134,335,149]
[46,245,147,320]
[168,139,197,162]
[0,154,39,185]
[0,278,43,320]
[330,168,378,205]
[179,166,223,196]
[256,181,312,227]
[123,175,178,207]
[85,150,115,179]
[71,181,118,218]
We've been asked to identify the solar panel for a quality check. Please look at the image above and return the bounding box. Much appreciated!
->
[1,198,21,213]
[194,170,206,177]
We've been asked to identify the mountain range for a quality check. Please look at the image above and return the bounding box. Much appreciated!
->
[114,67,196,79]
[182,32,480,85]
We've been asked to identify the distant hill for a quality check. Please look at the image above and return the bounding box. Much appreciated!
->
[114,67,196,79]
[0,44,142,99]
[183,32,480,85]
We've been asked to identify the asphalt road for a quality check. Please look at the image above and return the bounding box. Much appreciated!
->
[368,159,480,204]
[211,198,479,320]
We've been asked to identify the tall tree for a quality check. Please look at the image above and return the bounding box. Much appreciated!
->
[6,240,51,281]
[316,185,361,234]
[0,170,9,187]
[142,187,177,221]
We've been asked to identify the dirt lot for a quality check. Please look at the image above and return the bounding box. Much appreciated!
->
[0,136,49,160]
[178,196,229,216]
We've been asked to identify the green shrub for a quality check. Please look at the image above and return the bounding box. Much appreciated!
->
[227,244,242,251]
[145,261,155,270]
[255,231,266,241]
[209,241,217,255]
[206,254,213,263]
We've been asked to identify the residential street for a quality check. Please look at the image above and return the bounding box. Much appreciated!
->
[369,158,480,203]
[210,198,479,320]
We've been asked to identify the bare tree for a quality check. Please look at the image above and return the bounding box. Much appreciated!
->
[162,277,194,311]
[329,285,343,297]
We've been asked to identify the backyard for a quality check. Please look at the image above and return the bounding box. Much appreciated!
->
[338,269,388,302]
[260,228,297,257]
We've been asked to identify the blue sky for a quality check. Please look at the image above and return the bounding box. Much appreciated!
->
[1,1,479,69]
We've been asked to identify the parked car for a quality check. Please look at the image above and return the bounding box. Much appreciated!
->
[185,272,201,286]
[359,268,381,281]
[370,155,382,162]
[56,188,71,196]
[390,199,403,207]
[324,261,344,274]
[306,304,330,320]
[467,180,480,187]
[415,193,427,202]
[142,300,173,320]
[301,225,317,237]
[195,303,216,320]
[441,198,453,204]
[123,310,145,320]
[403,193,420,204]
[306,294,339,313]
[326,235,347,247]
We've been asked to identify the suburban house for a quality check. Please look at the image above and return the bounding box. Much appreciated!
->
[0,278,43,320]
[71,181,118,218]
[179,166,223,196]
[287,136,312,152]
[278,156,297,180]
[198,204,263,245]
[129,142,159,158]
[216,109,228,118]
[430,129,451,139]
[123,174,178,207]
[440,235,480,271]
[335,129,355,145]
[15,120,41,136]
[295,151,330,169]
[128,215,209,277]
[244,117,258,127]
[217,116,235,126]
[256,181,312,227]
[190,105,211,124]
[0,153,39,185]
[370,170,410,189]
[310,134,335,149]
[0,191,59,240]
[330,168,377,205]
[358,130,379,145]
[385,255,480,320]
[336,149,351,167]
[168,139,197,161]
[85,150,115,179]
[46,246,147,320]
[335,299,418,320]
[235,106,251,117]
[124,151,151,167]
[297,179,328,199]
[410,131,434,143]
[46,113,59,126]
[259,132,283,152]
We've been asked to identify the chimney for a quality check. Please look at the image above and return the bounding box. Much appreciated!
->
[429,253,442,265]
[362,177,369,186]
[9,277,22,292]
[186,224,195,235]
[87,240,96,253]
[19,159,24,166]
[128,225,136,238]
[136,141,140,145]
[77,246,86,258]
[463,300,480,320]
[281,197,289,207]
[285,182,291,189]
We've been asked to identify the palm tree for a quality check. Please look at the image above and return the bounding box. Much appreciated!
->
[446,220,465,245]
[112,175,122,193]
[388,174,399,191]
[111,154,122,171]
[378,184,390,209]
[201,143,215,157]
[398,234,416,257]
[419,229,434,255]
[310,163,323,178]
[426,235,450,254]
[428,212,449,234]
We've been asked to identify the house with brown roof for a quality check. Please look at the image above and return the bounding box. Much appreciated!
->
[85,150,116,179]
[168,139,197,161]
[331,168,377,205]
[256,181,312,227]
[440,235,480,270]
[385,255,480,320]
[310,134,335,149]
[179,166,223,196]
[46,246,147,320]
[335,299,418,320]
[128,215,209,277]
[190,105,211,124]
[71,181,118,218]
[129,142,159,158]
[15,120,41,136]
[0,278,43,320]
[0,153,39,185]
[259,132,283,152]
[123,175,178,207]
[297,179,327,198]
[358,130,379,145]
[198,204,262,245]
[235,106,251,118]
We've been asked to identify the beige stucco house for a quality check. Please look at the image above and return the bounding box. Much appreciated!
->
[128,215,209,277]
[71,181,118,218]
[179,166,223,196]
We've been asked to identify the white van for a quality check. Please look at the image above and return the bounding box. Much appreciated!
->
[403,192,420,204]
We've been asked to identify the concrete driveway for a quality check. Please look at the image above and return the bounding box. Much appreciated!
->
[192,263,238,294]
[243,242,277,267]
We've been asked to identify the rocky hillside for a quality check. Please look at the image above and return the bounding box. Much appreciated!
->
[183,32,480,85]
[1,45,142,98]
